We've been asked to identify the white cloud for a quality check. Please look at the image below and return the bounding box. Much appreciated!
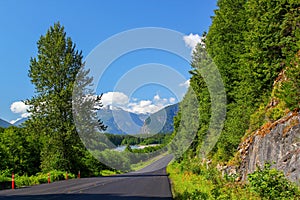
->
[179,79,190,88]
[169,97,176,104]
[101,92,129,106]
[10,101,29,114]
[139,100,152,107]
[10,101,31,124]
[183,33,204,54]
[154,94,160,101]
[101,92,177,114]
[127,101,161,114]
[126,94,173,114]
[183,33,202,49]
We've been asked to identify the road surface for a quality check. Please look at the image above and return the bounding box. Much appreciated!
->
[0,154,173,200]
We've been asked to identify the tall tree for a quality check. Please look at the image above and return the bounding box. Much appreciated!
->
[205,0,250,160]
[27,22,105,173]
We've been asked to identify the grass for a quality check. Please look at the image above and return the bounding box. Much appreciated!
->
[100,170,119,176]
[167,162,213,198]
[1,170,77,189]
[167,161,260,200]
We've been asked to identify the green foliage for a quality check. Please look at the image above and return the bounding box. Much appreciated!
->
[176,190,210,200]
[0,127,40,175]
[176,0,300,163]
[276,53,300,111]
[0,170,75,189]
[14,171,75,188]
[265,101,288,121]
[168,161,260,200]
[105,133,172,146]
[248,104,268,134]
[170,0,300,198]
[248,163,300,199]
[124,144,132,152]
[26,22,106,174]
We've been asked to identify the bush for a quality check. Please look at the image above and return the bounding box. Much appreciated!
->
[248,163,300,199]
[13,171,75,188]
[176,190,210,200]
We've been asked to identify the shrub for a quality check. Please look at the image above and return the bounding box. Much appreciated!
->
[248,163,300,199]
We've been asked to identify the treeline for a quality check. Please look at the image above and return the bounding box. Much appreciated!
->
[104,133,172,146]
[0,120,110,178]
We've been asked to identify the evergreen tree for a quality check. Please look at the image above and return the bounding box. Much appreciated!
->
[205,0,250,160]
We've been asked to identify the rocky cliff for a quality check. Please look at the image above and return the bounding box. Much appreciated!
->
[238,111,300,184]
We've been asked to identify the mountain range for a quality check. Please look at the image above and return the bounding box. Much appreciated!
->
[97,105,148,134]
[98,104,179,134]
[0,118,12,128]
[6,103,179,134]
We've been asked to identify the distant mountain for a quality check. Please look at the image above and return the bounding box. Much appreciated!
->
[140,103,179,134]
[13,118,28,127]
[10,103,179,134]
[97,106,148,134]
[0,118,12,128]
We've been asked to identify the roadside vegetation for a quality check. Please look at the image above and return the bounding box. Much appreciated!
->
[168,161,299,199]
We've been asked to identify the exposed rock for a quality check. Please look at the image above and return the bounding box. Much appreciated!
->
[238,111,300,185]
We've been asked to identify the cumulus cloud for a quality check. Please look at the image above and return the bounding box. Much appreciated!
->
[127,101,160,114]
[101,92,129,106]
[10,101,31,124]
[101,92,177,114]
[179,79,190,88]
[183,33,204,54]
[10,101,29,114]
[126,94,176,114]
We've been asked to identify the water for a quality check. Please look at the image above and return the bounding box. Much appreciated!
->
[114,144,158,152]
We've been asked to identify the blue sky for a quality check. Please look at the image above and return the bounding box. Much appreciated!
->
[0,0,217,123]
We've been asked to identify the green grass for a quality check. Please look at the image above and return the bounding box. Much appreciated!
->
[0,170,76,189]
[167,162,260,200]
[167,162,213,198]
[100,170,119,176]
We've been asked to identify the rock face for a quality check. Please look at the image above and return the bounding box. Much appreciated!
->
[238,111,300,184]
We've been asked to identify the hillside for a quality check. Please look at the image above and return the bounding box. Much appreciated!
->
[168,0,300,199]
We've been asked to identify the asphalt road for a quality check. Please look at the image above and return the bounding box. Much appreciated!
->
[0,154,174,200]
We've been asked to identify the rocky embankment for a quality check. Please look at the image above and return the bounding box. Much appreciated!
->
[238,111,300,184]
